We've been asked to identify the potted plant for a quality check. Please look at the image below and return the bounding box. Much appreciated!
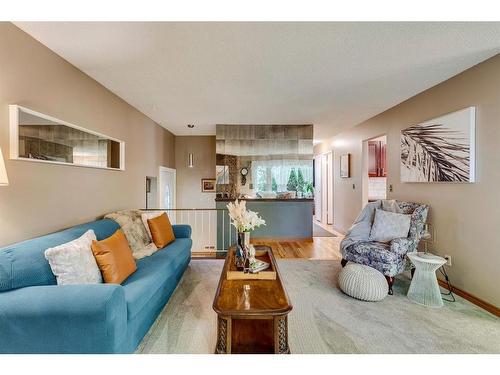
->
[227,199,266,268]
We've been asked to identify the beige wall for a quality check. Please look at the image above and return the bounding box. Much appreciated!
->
[0,23,175,246]
[175,136,216,209]
[315,54,500,307]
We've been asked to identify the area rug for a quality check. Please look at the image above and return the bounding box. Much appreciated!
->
[136,259,500,354]
[313,223,336,237]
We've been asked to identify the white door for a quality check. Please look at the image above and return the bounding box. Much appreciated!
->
[158,166,176,210]
[314,156,322,222]
[327,151,334,224]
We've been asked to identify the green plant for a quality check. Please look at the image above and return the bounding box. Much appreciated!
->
[286,168,298,192]
[271,177,278,192]
[305,182,314,194]
[297,169,305,192]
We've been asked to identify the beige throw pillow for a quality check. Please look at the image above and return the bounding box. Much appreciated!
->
[369,208,411,243]
[141,211,166,243]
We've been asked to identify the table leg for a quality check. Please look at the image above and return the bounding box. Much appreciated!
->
[274,315,290,354]
[215,316,231,354]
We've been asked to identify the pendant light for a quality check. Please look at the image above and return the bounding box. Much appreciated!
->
[187,124,194,168]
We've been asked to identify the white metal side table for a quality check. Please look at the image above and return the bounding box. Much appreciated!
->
[407,252,447,308]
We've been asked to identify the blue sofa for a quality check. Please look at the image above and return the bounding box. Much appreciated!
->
[0,219,192,353]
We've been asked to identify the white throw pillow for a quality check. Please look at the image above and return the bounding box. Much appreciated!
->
[141,211,166,243]
[369,208,411,243]
[44,230,102,285]
[381,199,403,213]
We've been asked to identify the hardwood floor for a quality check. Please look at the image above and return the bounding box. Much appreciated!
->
[251,237,342,260]
[192,236,343,260]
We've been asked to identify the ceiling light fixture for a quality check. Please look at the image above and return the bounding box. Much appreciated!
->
[187,124,195,168]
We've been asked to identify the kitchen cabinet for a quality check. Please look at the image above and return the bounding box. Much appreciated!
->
[368,140,387,177]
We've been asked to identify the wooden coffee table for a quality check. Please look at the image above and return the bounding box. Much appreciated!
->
[212,245,292,354]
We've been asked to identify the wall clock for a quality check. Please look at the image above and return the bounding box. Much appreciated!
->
[240,167,248,185]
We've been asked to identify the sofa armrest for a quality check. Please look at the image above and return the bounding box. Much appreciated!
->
[390,237,416,256]
[0,284,127,353]
[173,224,192,238]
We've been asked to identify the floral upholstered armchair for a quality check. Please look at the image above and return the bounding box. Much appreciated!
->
[340,200,429,295]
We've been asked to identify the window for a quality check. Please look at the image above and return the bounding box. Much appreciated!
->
[252,159,313,193]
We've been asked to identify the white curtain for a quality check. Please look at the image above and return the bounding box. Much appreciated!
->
[252,159,313,192]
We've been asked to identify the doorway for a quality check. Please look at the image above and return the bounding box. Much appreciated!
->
[145,176,158,209]
[363,135,387,206]
[158,166,176,210]
[314,151,334,225]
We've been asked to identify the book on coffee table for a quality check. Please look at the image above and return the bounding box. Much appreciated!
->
[249,259,270,273]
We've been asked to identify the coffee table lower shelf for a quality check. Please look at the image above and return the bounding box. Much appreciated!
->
[215,314,290,354]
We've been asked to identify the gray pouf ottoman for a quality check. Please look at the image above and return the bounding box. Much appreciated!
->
[338,263,388,301]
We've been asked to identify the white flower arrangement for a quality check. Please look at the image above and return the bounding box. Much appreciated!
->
[226,199,266,233]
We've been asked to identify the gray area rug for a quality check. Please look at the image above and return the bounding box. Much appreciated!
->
[313,223,336,237]
[136,259,500,354]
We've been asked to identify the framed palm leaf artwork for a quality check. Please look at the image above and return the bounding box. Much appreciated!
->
[401,107,475,183]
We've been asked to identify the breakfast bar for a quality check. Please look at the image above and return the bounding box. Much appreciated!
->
[216,198,314,250]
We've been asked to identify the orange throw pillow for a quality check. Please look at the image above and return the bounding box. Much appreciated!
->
[147,213,175,248]
[91,229,137,284]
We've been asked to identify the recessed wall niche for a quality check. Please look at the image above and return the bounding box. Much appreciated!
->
[9,105,125,170]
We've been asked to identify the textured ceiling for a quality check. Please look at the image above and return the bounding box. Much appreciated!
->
[15,22,500,140]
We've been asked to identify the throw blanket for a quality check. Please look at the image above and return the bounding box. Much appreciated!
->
[105,209,157,259]
[340,200,382,255]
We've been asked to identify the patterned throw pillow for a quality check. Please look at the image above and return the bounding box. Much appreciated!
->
[369,208,411,243]
[44,230,102,285]
[105,210,157,259]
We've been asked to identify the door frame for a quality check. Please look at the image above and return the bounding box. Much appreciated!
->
[158,166,176,209]
[362,134,387,207]
[315,151,334,225]
[313,155,322,222]
[326,151,334,225]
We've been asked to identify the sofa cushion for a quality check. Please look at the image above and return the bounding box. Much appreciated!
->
[104,210,156,260]
[140,211,165,243]
[44,229,102,285]
[121,238,191,320]
[0,219,120,292]
[147,213,175,248]
[92,230,137,284]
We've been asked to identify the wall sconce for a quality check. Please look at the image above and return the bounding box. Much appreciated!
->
[0,147,9,186]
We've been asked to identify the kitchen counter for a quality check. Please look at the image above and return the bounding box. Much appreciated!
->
[216,198,313,249]
[215,197,314,202]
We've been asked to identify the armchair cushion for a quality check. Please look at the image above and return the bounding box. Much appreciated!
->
[344,241,404,276]
[369,209,411,243]
[348,241,399,263]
